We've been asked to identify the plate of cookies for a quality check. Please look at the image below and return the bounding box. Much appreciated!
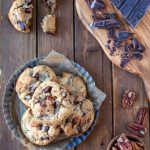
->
[3,51,106,150]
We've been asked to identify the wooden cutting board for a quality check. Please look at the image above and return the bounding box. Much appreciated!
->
[76,0,150,100]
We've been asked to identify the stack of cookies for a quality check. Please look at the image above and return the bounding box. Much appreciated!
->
[16,65,95,145]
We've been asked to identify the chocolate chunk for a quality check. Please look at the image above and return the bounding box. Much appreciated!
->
[17,21,25,30]
[106,44,111,50]
[53,101,60,113]
[92,12,116,20]
[132,38,139,50]
[111,0,126,8]
[43,86,52,93]
[107,28,115,38]
[137,44,145,52]
[42,126,50,132]
[107,39,111,44]
[24,7,32,13]
[116,31,133,41]
[41,137,49,140]
[39,74,49,81]
[132,52,143,60]
[90,0,106,10]
[113,40,121,48]
[33,72,40,79]
[25,0,33,5]
[29,70,33,77]
[85,0,93,6]
[90,19,120,29]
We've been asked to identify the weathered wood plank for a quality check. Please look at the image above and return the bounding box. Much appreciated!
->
[75,8,113,150]
[113,66,150,149]
[37,0,74,58]
[0,0,36,149]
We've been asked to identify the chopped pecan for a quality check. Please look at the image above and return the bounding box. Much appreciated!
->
[135,107,148,125]
[131,141,144,150]
[127,122,147,137]
[122,90,136,109]
[117,133,133,150]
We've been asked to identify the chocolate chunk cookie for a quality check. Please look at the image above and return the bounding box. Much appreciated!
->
[59,72,87,97]
[21,109,60,145]
[31,80,74,126]
[61,96,95,136]
[16,65,57,107]
[41,14,56,35]
[8,0,34,33]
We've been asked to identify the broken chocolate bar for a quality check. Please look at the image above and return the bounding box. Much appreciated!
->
[111,0,126,8]
[119,0,139,19]
[127,0,150,27]
[90,19,120,29]
[92,12,116,20]
[116,31,133,41]
[90,0,106,10]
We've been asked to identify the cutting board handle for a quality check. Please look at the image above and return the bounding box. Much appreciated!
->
[141,73,150,101]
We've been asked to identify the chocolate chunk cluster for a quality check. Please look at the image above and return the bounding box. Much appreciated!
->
[85,0,146,68]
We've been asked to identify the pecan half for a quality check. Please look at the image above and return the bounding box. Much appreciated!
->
[131,141,144,150]
[136,107,148,126]
[122,90,136,109]
[127,123,147,137]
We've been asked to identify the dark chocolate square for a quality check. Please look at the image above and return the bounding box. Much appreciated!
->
[111,0,126,8]
[120,2,134,19]
[127,8,144,28]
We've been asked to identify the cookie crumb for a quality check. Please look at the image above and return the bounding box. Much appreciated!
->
[42,0,57,12]
[41,14,56,35]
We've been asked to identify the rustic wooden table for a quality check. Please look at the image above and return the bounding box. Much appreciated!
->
[0,0,149,150]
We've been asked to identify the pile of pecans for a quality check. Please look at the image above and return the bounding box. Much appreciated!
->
[112,133,144,150]
[85,0,145,68]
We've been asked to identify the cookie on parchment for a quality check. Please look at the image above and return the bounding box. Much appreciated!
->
[61,96,94,136]
[16,65,57,107]
[31,80,74,126]
[8,0,34,33]
[59,72,87,97]
[21,109,60,145]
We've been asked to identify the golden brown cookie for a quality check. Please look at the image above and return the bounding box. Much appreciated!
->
[61,96,94,136]
[59,72,87,97]
[31,80,74,126]
[8,0,34,33]
[21,109,60,145]
[16,65,57,107]
[41,14,56,35]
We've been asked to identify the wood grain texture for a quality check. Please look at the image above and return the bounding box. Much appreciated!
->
[113,66,150,149]
[0,0,36,149]
[74,6,113,150]
[76,0,150,100]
